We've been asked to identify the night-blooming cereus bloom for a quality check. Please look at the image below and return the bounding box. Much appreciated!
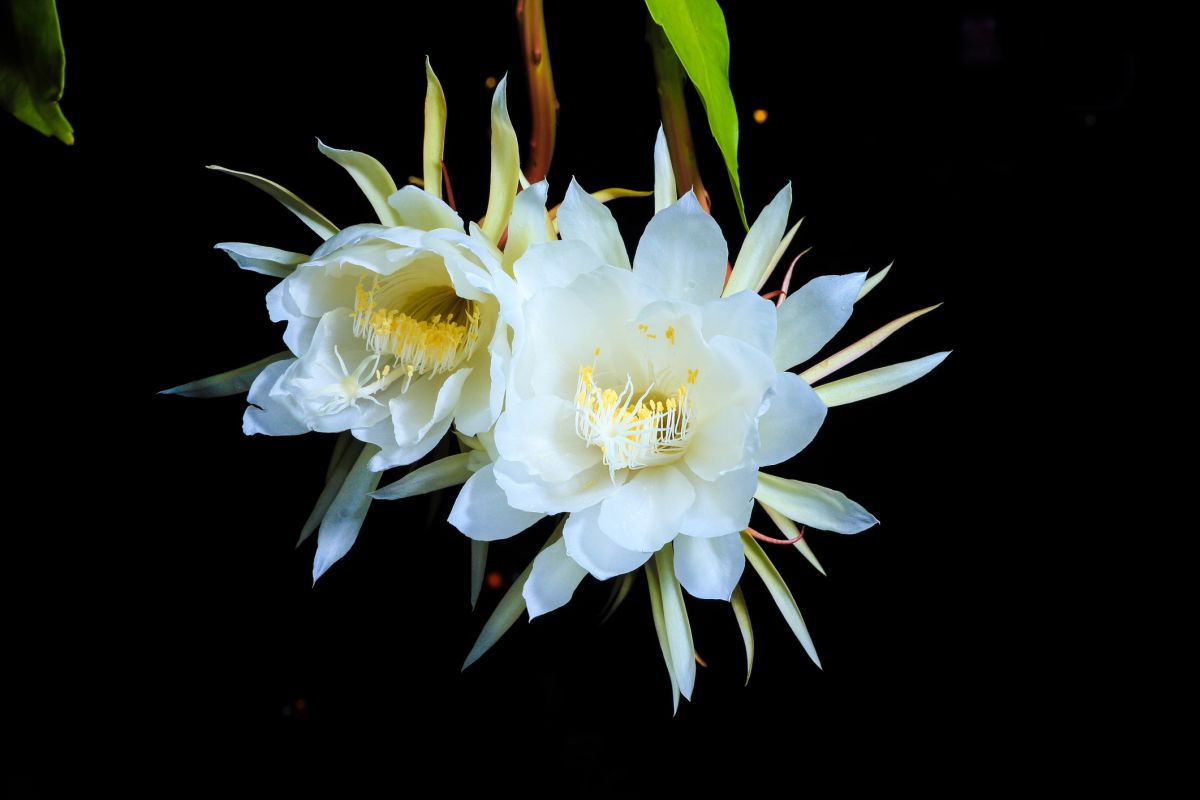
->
[164,61,534,582]
[452,129,948,707]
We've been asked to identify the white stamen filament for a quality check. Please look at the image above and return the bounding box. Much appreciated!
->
[574,365,695,474]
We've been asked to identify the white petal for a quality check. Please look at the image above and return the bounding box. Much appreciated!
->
[633,191,728,304]
[215,242,308,278]
[673,533,745,601]
[754,472,878,534]
[685,405,757,481]
[563,504,651,580]
[352,415,448,472]
[317,140,402,226]
[494,395,596,483]
[724,183,792,297]
[523,538,587,619]
[558,178,630,269]
[242,359,307,436]
[677,464,757,539]
[517,284,606,400]
[448,464,545,541]
[756,371,827,467]
[653,125,676,214]
[386,185,464,232]
[772,272,867,371]
[265,277,317,356]
[417,367,472,441]
[689,334,777,418]
[502,181,551,272]
[453,345,501,436]
[493,459,622,514]
[387,372,449,448]
[287,260,366,319]
[513,239,605,299]
[815,352,950,407]
[701,290,777,354]
[599,465,695,553]
[312,446,382,583]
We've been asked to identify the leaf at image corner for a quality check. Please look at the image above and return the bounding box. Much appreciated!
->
[645,0,745,227]
[1,0,73,144]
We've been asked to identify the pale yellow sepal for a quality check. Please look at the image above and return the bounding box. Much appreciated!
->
[815,351,950,407]
[482,75,519,244]
[856,262,892,301]
[298,438,365,548]
[316,140,401,226]
[470,540,488,611]
[462,518,564,670]
[800,303,942,385]
[741,532,821,668]
[160,351,290,399]
[423,57,448,201]
[207,165,338,240]
[645,557,681,714]
[730,585,755,685]
[754,217,804,292]
[653,545,696,702]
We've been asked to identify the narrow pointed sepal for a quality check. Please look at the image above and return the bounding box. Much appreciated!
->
[159,352,290,398]
[741,532,821,668]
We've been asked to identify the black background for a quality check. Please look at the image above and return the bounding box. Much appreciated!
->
[6,2,1139,792]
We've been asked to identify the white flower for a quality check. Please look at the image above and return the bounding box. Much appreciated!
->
[237,67,532,473]
[242,214,511,471]
[450,129,948,702]
[452,183,831,593]
[168,62,542,582]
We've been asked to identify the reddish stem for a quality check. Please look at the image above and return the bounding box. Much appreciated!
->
[441,161,457,211]
[747,525,805,545]
[517,0,559,183]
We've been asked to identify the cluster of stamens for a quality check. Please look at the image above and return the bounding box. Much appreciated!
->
[352,278,482,391]
[574,361,696,473]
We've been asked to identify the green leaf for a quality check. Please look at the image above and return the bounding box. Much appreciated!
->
[1,0,73,144]
[646,0,747,227]
[159,351,291,398]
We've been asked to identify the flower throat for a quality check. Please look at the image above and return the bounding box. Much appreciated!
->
[352,278,482,389]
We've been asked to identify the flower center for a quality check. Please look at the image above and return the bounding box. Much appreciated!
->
[574,363,697,473]
[352,277,482,391]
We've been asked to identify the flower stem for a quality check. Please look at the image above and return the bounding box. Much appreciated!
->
[517,0,559,183]
[647,14,710,212]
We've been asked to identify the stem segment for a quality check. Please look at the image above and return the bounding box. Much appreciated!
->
[517,0,559,183]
